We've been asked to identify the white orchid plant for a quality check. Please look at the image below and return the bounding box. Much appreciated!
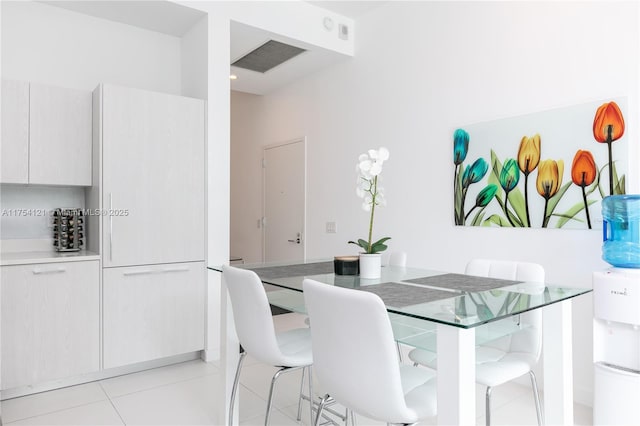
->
[348,147,391,254]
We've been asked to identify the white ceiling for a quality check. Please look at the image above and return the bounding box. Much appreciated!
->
[306,1,386,18]
[229,21,350,95]
[42,0,387,95]
[40,1,206,36]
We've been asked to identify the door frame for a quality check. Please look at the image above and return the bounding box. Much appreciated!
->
[262,137,307,262]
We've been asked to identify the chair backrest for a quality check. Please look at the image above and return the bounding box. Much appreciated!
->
[465,259,545,358]
[222,265,285,366]
[388,251,407,267]
[303,279,414,423]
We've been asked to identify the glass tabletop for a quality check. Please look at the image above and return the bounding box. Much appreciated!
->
[209,260,591,329]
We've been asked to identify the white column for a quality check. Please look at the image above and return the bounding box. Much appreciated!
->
[206,9,233,425]
[437,324,476,425]
[543,300,574,425]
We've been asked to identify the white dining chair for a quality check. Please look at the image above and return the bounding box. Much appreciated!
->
[222,265,314,426]
[303,278,438,426]
[388,251,408,267]
[407,259,545,426]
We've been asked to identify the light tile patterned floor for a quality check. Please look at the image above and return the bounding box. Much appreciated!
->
[1,313,592,425]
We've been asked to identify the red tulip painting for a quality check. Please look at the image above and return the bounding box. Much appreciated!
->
[453,98,627,229]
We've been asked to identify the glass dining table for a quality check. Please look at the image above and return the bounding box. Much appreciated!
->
[209,260,591,425]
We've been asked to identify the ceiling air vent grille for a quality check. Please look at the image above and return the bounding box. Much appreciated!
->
[232,40,306,73]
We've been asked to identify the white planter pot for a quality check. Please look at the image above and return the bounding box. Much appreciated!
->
[359,253,382,279]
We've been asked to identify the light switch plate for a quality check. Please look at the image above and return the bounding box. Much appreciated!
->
[338,24,349,40]
[326,222,337,233]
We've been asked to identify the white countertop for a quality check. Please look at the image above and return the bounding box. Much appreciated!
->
[0,250,100,266]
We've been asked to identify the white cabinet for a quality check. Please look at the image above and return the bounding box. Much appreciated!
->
[29,83,92,186]
[100,84,205,267]
[1,260,100,389]
[95,84,206,368]
[102,262,205,369]
[1,80,29,183]
[0,80,92,186]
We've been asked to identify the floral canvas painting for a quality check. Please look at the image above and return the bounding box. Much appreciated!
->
[453,98,628,229]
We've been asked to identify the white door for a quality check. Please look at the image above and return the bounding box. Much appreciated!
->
[1,79,29,184]
[29,83,92,186]
[263,139,305,262]
[102,262,205,369]
[1,260,100,389]
[101,85,205,267]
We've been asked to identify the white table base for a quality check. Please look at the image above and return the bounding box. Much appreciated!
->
[543,299,574,425]
[437,324,476,425]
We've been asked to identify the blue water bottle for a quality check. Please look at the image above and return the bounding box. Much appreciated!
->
[602,195,640,268]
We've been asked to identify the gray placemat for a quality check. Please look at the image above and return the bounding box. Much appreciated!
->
[360,282,457,308]
[404,273,520,292]
[250,261,334,279]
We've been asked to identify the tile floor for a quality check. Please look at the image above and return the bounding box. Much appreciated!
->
[1,313,593,425]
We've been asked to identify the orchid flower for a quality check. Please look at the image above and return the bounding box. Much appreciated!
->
[349,147,391,254]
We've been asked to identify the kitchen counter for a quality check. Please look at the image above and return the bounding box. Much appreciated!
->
[0,250,100,266]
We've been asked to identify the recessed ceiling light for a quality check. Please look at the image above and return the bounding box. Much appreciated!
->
[229,74,238,80]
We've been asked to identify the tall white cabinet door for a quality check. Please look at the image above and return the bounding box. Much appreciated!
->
[101,85,205,267]
[1,80,29,183]
[29,83,92,186]
[102,262,205,369]
[1,261,100,389]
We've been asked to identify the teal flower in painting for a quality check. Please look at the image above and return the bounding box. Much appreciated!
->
[453,128,470,225]
[462,158,488,188]
[453,129,470,165]
[499,158,520,192]
[499,158,520,227]
[476,184,498,208]
[464,184,498,223]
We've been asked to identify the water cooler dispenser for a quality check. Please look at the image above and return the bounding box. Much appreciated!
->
[593,195,640,425]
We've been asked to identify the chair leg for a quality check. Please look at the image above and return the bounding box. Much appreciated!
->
[315,394,331,426]
[485,386,493,426]
[308,366,315,426]
[265,367,288,426]
[529,370,544,426]
[229,351,247,426]
[396,341,403,363]
[297,367,306,421]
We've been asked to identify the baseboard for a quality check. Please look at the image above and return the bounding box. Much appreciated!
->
[574,385,593,408]
[1,351,203,401]
[202,348,220,362]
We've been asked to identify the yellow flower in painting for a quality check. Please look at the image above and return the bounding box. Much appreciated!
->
[536,159,564,200]
[517,134,541,174]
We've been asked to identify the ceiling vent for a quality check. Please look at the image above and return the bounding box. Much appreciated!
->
[232,40,306,73]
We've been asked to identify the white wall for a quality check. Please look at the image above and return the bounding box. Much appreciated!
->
[230,91,265,263]
[0,186,84,240]
[1,1,182,93]
[181,15,208,99]
[230,0,640,406]
[0,0,185,243]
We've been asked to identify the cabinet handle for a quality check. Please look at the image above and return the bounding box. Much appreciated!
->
[33,267,66,275]
[122,267,190,276]
[109,193,113,262]
[122,269,155,276]
[161,267,190,273]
